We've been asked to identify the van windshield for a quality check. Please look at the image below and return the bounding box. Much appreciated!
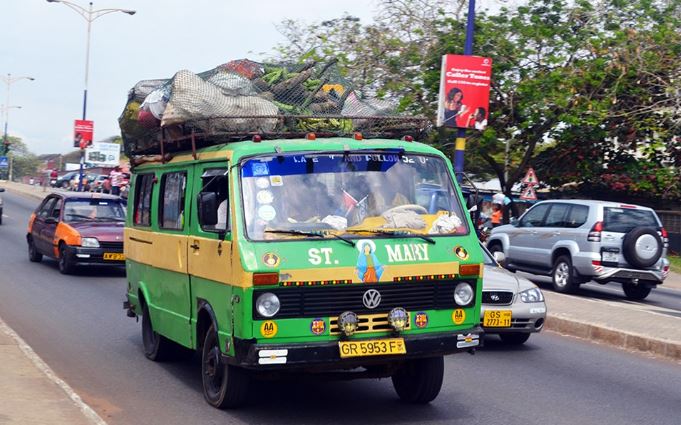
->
[603,207,658,233]
[240,151,468,241]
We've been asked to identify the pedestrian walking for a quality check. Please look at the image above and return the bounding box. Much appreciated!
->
[109,166,123,196]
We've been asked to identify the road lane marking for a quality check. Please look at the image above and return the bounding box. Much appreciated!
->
[0,317,107,425]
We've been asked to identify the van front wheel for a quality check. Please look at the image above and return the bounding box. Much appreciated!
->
[391,356,444,404]
[201,324,250,409]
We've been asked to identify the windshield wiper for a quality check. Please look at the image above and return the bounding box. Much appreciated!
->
[264,229,355,247]
[347,228,436,244]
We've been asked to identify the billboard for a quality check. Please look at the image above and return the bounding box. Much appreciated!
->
[437,55,493,130]
[73,120,94,148]
[85,142,120,167]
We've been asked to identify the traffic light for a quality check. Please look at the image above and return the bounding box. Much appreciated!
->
[1,137,9,156]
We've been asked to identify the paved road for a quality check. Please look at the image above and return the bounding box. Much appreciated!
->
[520,273,681,319]
[2,190,681,425]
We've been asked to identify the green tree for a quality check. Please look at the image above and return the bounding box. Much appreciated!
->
[4,136,41,181]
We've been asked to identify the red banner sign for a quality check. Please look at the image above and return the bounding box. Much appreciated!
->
[437,55,492,130]
[73,120,94,148]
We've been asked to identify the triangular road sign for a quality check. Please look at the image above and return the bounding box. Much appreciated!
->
[519,185,537,201]
[522,167,538,185]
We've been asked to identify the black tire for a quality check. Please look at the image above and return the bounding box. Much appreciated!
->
[141,302,177,361]
[622,283,652,300]
[201,324,250,409]
[391,356,444,404]
[499,332,531,345]
[28,237,43,262]
[58,244,75,274]
[622,227,662,268]
[551,255,579,293]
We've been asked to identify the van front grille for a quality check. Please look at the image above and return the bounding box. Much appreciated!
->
[253,280,476,319]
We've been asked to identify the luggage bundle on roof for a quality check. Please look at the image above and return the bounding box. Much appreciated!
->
[119,58,430,157]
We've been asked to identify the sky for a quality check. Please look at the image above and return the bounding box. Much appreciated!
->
[2,0,510,156]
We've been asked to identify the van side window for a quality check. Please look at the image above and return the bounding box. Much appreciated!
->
[133,174,155,227]
[199,168,229,232]
[544,203,570,227]
[159,172,187,230]
[566,205,589,228]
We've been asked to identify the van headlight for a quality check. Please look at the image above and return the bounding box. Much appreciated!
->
[519,288,544,303]
[454,282,474,306]
[81,237,100,248]
[255,293,280,317]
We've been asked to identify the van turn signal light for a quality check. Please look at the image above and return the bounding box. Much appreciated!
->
[459,264,481,276]
[253,273,279,286]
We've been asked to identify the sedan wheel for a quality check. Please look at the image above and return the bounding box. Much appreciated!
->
[58,245,75,275]
[28,238,43,262]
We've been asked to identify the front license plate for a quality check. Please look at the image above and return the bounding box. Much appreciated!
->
[338,338,406,358]
[483,310,512,327]
[103,253,125,261]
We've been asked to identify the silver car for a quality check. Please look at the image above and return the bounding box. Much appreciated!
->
[487,200,669,300]
[480,244,546,345]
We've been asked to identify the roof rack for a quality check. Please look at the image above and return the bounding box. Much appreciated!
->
[119,59,431,158]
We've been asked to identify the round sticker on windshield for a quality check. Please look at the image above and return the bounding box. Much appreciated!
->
[258,205,277,221]
[256,190,274,204]
[256,177,270,189]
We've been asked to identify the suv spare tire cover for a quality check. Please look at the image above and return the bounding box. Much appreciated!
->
[622,226,662,268]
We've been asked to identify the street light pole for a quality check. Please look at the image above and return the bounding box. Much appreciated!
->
[1,73,34,158]
[46,0,136,191]
[453,0,476,179]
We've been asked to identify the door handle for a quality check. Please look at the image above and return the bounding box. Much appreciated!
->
[552,232,561,236]
[190,242,200,250]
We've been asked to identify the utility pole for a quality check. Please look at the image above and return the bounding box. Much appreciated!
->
[46,0,136,191]
[453,0,476,180]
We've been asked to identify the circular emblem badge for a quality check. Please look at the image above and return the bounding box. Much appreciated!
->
[257,205,277,221]
[415,312,429,329]
[260,320,278,338]
[362,289,382,309]
[262,253,280,267]
[256,190,274,204]
[454,246,469,260]
[256,177,270,189]
[452,309,466,325]
[310,318,326,335]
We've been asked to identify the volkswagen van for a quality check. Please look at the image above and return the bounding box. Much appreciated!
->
[121,59,485,409]
[124,137,484,408]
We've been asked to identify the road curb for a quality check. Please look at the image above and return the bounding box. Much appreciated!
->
[545,314,681,363]
[0,317,107,425]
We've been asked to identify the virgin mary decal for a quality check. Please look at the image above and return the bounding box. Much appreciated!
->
[356,240,384,283]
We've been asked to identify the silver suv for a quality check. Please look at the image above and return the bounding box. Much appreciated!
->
[487,200,670,300]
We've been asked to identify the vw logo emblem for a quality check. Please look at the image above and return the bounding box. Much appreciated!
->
[362,289,382,309]
[490,294,500,301]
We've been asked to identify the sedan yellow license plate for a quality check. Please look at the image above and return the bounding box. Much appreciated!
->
[339,338,406,358]
[483,310,512,327]
[103,253,125,261]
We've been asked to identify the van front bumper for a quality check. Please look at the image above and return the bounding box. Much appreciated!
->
[229,326,483,370]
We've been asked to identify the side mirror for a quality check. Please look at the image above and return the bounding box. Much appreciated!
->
[197,192,218,227]
[510,217,519,227]
[493,251,506,264]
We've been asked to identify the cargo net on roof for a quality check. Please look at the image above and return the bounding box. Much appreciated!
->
[119,59,430,156]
